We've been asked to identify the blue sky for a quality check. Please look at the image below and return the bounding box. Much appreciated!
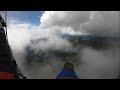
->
[7,11,44,25]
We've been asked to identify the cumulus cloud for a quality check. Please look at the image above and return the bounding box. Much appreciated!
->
[40,11,91,32]
[40,11,119,36]
[81,11,120,36]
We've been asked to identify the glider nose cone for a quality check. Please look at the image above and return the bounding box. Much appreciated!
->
[63,63,74,72]
[56,63,78,79]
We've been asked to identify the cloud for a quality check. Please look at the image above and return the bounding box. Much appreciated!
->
[40,11,120,36]
[40,11,91,31]
[81,11,120,36]
[29,27,73,52]
[7,19,74,74]
[75,47,119,79]
[0,11,5,17]
[7,22,31,53]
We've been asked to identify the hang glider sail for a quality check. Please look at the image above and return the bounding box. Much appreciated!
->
[0,12,26,79]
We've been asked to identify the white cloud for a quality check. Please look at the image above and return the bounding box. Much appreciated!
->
[7,18,74,56]
[81,11,120,36]
[40,11,91,31]
[41,11,119,36]
[29,26,74,52]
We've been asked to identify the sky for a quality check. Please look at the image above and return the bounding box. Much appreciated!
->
[0,11,119,36]
[0,11,119,79]
[0,11,43,25]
